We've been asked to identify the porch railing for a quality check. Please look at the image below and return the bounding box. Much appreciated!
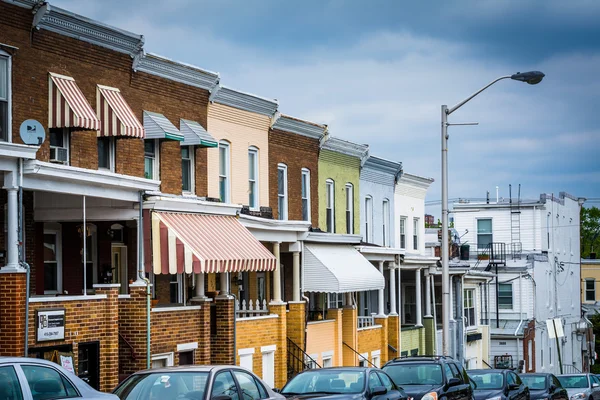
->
[235,299,269,318]
[358,315,375,329]
[562,364,581,374]
[287,338,320,380]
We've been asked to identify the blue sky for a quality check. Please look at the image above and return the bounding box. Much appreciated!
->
[54,0,600,215]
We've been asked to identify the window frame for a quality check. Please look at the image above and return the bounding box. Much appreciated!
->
[144,139,160,180]
[277,163,288,220]
[326,179,335,233]
[219,141,231,203]
[49,128,70,165]
[181,145,195,194]
[477,218,493,250]
[382,199,390,246]
[151,352,174,368]
[21,364,80,399]
[413,217,419,250]
[0,49,12,142]
[464,289,476,328]
[399,217,407,249]
[212,370,240,400]
[301,168,311,222]
[43,226,63,295]
[248,147,259,209]
[345,183,354,234]
[97,137,115,172]
[585,278,596,303]
[498,283,513,310]
[365,195,373,243]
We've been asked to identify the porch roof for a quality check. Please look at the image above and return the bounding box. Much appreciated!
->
[304,243,384,293]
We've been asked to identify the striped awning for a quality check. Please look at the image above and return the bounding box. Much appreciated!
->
[147,212,277,274]
[180,119,217,147]
[144,111,184,141]
[48,73,100,130]
[96,84,145,138]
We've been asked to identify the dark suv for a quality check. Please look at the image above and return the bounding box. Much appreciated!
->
[382,356,473,400]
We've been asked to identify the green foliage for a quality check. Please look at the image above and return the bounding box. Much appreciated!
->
[581,206,600,258]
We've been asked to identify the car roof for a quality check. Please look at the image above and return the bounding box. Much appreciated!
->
[0,357,61,367]
[386,357,453,364]
[468,369,507,373]
[521,373,551,376]
[298,367,374,373]
[129,365,243,375]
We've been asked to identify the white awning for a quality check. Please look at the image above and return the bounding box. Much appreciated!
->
[304,244,384,293]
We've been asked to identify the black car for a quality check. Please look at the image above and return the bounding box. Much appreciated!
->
[279,367,407,400]
[382,356,473,400]
[520,373,568,400]
[468,369,529,400]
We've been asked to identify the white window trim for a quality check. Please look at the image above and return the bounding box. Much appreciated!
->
[0,48,12,142]
[498,282,514,311]
[151,352,174,367]
[382,199,390,247]
[476,217,493,250]
[262,345,276,388]
[181,145,195,195]
[238,348,256,356]
[261,344,276,353]
[365,196,373,243]
[49,128,70,165]
[345,183,354,234]
[371,350,381,368]
[326,179,335,233]
[585,278,596,303]
[219,141,230,203]
[248,147,259,210]
[43,225,63,295]
[322,351,333,368]
[177,342,198,352]
[277,163,288,220]
[413,217,419,250]
[464,288,477,328]
[98,137,116,172]
[144,139,160,180]
[359,352,369,367]
[399,217,407,249]
[301,168,311,222]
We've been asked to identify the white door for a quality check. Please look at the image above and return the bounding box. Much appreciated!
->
[262,351,275,388]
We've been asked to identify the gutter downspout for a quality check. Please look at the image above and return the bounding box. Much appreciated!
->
[232,286,238,366]
[431,274,437,355]
[18,158,30,357]
[137,191,151,369]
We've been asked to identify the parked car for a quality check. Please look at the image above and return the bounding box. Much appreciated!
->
[468,369,529,400]
[557,374,600,400]
[279,367,407,400]
[113,365,283,400]
[0,356,118,399]
[520,373,568,400]
[382,356,473,400]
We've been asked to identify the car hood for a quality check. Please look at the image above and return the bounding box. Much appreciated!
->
[283,393,363,400]
[401,385,441,400]
[566,388,589,398]
[473,389,504,400]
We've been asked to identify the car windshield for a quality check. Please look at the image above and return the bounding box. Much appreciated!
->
[282,370,365,395]
[468,372,504,390]
[113,372,209,400]
[382,364,443,386]
[521,376,547,390]
[558,376,588,389]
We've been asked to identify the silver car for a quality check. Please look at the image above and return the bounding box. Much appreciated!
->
[557,374,600,400]
[0,356,118,399]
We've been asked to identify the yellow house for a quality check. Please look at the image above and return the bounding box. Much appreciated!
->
[581,259,600,304]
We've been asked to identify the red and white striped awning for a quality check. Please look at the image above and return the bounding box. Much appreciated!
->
[48,73,100,130]
[147,212,277,274]
[96,84,145,138]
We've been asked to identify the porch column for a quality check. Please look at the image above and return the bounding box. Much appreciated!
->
[378,261,385,317]
[398,263,403,324]
[272,242,282,303]
[415,268,422,327]
[195,273,206,299]
[292,251,300,302]
[3,187,22,272]
[220,272,229,295]
[424,268,432,317]
[389,264,397,315]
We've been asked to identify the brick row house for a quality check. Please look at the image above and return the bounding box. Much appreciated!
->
[0,0,444,392]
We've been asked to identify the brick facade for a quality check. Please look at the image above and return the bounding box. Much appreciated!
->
[211,297,235,364]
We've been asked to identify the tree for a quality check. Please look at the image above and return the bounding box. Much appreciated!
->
[581,206,600,259]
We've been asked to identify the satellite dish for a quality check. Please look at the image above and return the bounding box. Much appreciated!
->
[19,119,46,145]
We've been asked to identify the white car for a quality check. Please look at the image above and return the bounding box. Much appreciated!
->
[0,356,118,400]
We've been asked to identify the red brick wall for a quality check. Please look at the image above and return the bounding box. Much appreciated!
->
[269,129,319,225]
[0,273,27,357]
[118,287,148,376]
[211,298,235,364]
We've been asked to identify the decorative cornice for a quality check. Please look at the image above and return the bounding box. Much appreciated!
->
[305,232,363,244]
[0,142,39,160]
[211,86,279,117]
[134,53,219,91]
[2,0,38,9]
[397,172,434,189]
[271,114,327,140]
[321,136,369,160]
[363,156,402,177]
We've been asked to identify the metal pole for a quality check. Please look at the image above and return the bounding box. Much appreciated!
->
[83,195,87,296]
[441,104,450,356]
[554,319,563,374]
[496,264,499,329]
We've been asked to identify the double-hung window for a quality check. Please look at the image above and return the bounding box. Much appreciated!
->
[248,147,259,208]
[399,217,407,249]
[181,146,194,193]
[498,283,513,309]
[477,218,493,250]
[365,196,373,242]
[277,164,288,220]
[413,217,419,250]
[44,228,62,294]
[586,279,596,302]
[326,179,335,233]
[301,168,310,221]
[144,140,159,180]
[345,183,354,234]
[219,141,230,203]
[49,128,69,165]
[464,289,476,327]
[0,50,9,142]
[382,199,390,246]
[98,137,115,172]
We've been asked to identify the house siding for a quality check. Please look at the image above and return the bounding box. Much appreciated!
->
[359,166,396,247]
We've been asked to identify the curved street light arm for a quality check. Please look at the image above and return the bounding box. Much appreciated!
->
[447,75,512,115]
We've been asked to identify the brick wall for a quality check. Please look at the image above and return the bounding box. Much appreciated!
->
[118,286,148,377]
[357,326,383,364]
[211,298,235,364]
[342,307,358,366]
[401,326,425,355]
[306,320,337,366]
[236,316,281,381]
[0,273,27,357]
[286,302,305,349]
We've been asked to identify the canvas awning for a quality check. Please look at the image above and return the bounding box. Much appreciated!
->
[96,84,145,138]
[304,243,384,293]
[180,119,217,147]
[147,211,276,274]
[48,73,100,130]
[144,111,184,141]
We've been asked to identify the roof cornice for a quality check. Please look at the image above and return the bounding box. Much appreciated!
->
[363,156,402,177]
[305,232,363,244]
[271,114,327,140]
[398,172,434,189]
[133,53,219,91]
[321,136,369,160]
[212,86,278,117]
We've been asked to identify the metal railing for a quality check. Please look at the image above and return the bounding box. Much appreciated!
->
[358,315,375,329]
[562,364,582,374]
[342,342,377,367]
[474,242,507,270]
[235,299,269,319]
[287,338,320,380]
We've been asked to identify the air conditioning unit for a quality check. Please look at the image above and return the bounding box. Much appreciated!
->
[50,147,68,164]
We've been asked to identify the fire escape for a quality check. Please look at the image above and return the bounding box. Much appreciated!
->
[510,184,522,260]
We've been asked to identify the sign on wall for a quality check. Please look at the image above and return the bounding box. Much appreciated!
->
[36,309,65,342]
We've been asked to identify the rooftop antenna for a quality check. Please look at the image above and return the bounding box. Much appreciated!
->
[486,191,490,204]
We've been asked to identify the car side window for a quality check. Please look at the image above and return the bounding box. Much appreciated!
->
[212,371,240,400]
[443,364,454,383]
[377,372,394,392]
[233,370,264,400]
[507,373,516,386]
[448,364,463,382]
[0,366,24,400]
[369,372,383,391]
[21,365,78,400]
[254,377,268,399]
[513,374,522,385]
[552,375,563,388]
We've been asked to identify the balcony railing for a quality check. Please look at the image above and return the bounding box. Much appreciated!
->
[358,315,375,329]
[235,299,269,319]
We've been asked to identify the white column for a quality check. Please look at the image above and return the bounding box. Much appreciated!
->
[415,268,423,327]
[378,261,385,316]
[389,264,397,315]
[195,273,205,298]
[449,274,454,321]
[220,272,229,296]
[3,187,22,272]
[424,268,432,317]
[292,251,300,302]
[272,242,282,303]
[398,263,403,324]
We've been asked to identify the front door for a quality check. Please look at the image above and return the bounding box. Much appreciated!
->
[111,245,127,294]
[78,341,100,390]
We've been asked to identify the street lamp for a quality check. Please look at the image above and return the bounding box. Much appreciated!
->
[440,70,545,357]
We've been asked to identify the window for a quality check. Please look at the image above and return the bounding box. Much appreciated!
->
[413,218,419,250]
[0,366,23,400]
[151,353,174,369]
[22,365,78,399]
[97,137,115,171]
[586,279,596,302]
[328,293,344,309]
[376,372,394,392]
[277,164,288,220]
[365,196,373,242]
[49,128,69,165]
[326,179,335,233]
[371,350,381,368]
[144,140,159,180]
[181,146,194,193]
[238,348,254,371]
[477,218,493,250]
[248,148,258,208]
[498,283,513,309]
[464,289,476,327]
[322,357,333,368]
[345,183,354,234]
[44,228,62,294]
[212,371,239,400]
[233,370,263,400]
[382,199,390,246]
[219,141,230,203]
[179,350,194,365]
[261,346,276,388]
[399,217,407,249]
[448,363,463,381]
[0,50,10,142]
[301,168,311,221]
[368,371,382,390]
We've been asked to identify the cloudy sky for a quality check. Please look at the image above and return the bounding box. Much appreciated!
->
[54,0,600,215]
